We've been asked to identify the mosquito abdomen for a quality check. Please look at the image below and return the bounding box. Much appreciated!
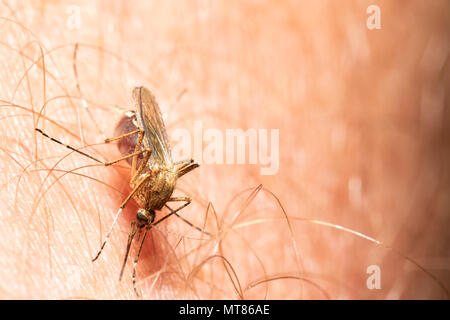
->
[114,111,142,165]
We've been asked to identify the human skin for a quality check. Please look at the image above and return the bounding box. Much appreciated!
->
[0,1,449,299]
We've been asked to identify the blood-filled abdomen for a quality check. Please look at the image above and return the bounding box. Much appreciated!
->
[113,111,143,166]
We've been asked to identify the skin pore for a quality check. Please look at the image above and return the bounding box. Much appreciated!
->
[0,1,449,299]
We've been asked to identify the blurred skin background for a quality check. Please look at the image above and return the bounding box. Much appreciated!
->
[0,0,448,299]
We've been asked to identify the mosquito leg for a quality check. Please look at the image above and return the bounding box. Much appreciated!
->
[130,129,146,179]
[92,173,151,262]
[35,128,103,163]
[36,127,152,261]
[132,225,150,297]
[104,129,143,144]
[119,221,137,281]
[130,149,152,185]
[127,199,204,295]
[152,197,192,227]
[165,197,212,236]
[103,147,151,166]
[35,128,148,167]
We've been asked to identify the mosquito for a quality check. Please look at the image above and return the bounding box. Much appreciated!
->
[36,86,203,296]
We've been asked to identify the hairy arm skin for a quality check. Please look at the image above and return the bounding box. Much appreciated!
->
[0,1,449,299]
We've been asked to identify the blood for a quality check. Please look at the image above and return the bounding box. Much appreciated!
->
[114,112,143,165]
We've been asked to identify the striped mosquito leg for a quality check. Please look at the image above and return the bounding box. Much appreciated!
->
[36,128,148,166]
[92,207,123,262]
[103,148,151,166]
[92,173,151,262]
[165,198,212,236]
[35,128,102,163]
[119,221,137,281]
[132,225,150,297]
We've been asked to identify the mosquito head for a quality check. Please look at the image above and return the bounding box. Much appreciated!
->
[136,208,155,227]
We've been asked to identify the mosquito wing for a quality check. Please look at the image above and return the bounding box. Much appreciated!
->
[133,86,172,164]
